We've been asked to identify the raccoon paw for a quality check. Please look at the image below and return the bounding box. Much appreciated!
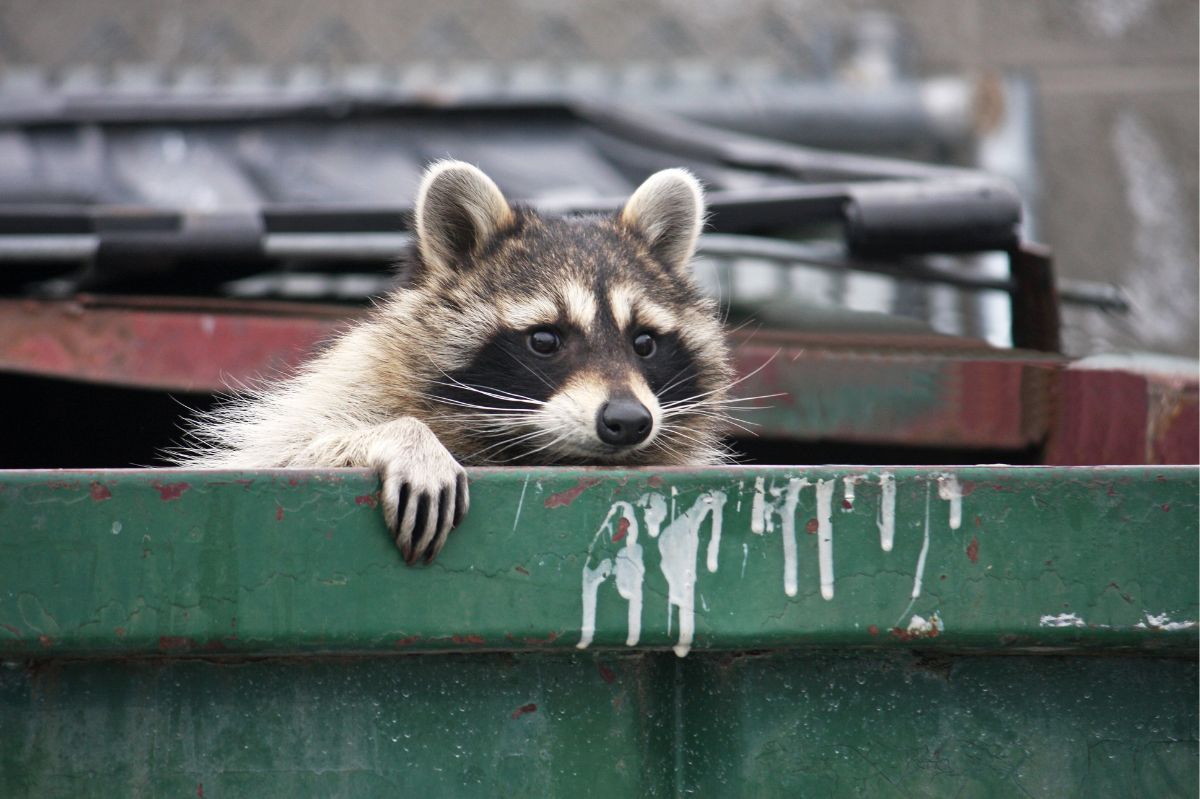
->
[370,420,470,565]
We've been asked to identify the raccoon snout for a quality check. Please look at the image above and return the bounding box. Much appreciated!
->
[596,399,653,447]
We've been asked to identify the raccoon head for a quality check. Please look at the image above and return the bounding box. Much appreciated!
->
[394,160,733,466]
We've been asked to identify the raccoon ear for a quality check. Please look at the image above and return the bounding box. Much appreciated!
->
[618,169,706,269]
[415,160,515,273]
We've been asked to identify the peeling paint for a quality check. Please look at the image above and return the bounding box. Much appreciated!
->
[1040,613,1086,628]
[151,481,190,502]
[1135,612,1198,632]
[545,477,600,509]
[966,536,980,564]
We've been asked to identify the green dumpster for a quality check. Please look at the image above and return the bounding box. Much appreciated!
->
[1,466,1195,796]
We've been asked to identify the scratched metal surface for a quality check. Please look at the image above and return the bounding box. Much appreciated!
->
[0,652,1194,797]
[0,467,1194,656]
[0,466,1197,797]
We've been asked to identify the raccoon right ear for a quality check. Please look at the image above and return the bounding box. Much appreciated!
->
[414,160,515,273]
[619,169,706,270]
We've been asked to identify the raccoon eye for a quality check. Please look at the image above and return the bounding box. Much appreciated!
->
[633,332,656,358]
[527,327,562,356]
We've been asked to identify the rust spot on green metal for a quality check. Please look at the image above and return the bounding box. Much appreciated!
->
[510,702,538,719]
[151,480,189,501]
[544,477,600,508]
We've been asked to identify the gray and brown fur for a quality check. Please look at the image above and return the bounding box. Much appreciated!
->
[174,161,733,563]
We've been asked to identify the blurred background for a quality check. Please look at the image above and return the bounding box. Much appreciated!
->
[0,0,1196,468]
[0,0,1195,356]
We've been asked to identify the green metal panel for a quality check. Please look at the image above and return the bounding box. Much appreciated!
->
[0,466,1196,797]
[0,467,1195,656]
[2,652,1194,798]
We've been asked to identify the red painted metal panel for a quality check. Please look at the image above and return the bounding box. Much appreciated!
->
[0,297,347,392]
[1044,368,1200,465]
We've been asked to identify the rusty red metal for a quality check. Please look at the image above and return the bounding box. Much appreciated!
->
[0,296,348,392]
[1045,368,1200,466]
[1,297,1195,463]
[730,338,1060,450]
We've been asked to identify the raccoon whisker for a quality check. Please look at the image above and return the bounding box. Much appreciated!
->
[725,316,759,335]
[659,388,784,413]
[665,409,759,436]
[662,402,766,421]
[490,427,575,464]
[421,354,547,406]
[427,396,541,414]
[646,438,687,464]
[657,425,738,464]
[465,426,562,462]
[659,350,782,410]
[657,363,700,398]
[428,379,546,407]
[699,391,788,405]
[496,344,558,393]
[658,423,713,449]
[469,423,570,461]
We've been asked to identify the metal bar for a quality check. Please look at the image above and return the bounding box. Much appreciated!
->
[0,233,1126,311]
[1009,241,1062,352]
[0,466,1193,658]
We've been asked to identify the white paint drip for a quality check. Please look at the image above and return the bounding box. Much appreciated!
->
[911,484,932,600]
[641,492,667,537]
[741,542,749,578]
[877,472,896,551]
[937,474,963,530]
[816,479,836,600]
[1039,613,1086,628]
[750,476,767,534]
[736,480,744,513]
[841,475,859,511]
[705,492,727,573]
[576,558,612,650]
[656,491,726,657]
[577,501,644,649]
[610,502,644,647]
[780,478,807,597]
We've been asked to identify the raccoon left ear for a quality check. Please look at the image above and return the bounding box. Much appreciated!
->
[415,160,515,273]
[618,169,706,269]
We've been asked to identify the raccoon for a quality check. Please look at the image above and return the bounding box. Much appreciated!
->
[175,161,734,563]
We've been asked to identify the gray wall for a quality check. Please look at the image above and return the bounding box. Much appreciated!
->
[1,0,1196,356]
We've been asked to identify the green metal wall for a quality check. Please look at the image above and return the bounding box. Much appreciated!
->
[1,467,1196,796]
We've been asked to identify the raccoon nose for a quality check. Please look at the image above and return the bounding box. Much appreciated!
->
[597,399,653,446]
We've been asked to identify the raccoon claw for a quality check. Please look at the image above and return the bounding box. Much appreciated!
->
[373,424,469,565]
[390,468,469,565]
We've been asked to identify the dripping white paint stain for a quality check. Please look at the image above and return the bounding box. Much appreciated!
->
[877,472,896,551]
[816,478,836,600]
[842,475,860,511]
[653,491,726,657]
[575,472,968,657]
[937,474,963,530]
[780,478,806,597]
